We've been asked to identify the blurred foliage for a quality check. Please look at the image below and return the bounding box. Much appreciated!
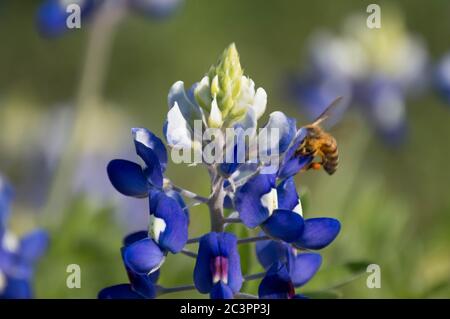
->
[0,0,450,298]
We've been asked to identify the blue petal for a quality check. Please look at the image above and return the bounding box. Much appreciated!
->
[288,253,322,287]
[120,246,160,298]
[164,189,190,222]
[193,232,242,294]
[193,233,219,293]
[221,233,243,294]
[98,284,144,299]
[219,141,241,176]
[255,238,289,270]
[0,277,32,299]
[150,192,188,253]
[132,128,168,172]
[210,282,234,299]
[258,262,293,299]
[261,209,304,243]
[235,174,276,228]
[107,160,148,197]
[259,111,297,155]
[293,218,341,250]
[126,270,158,299]
[276,177,300,210]
[123,231,148,247]
[278,129,313,180]
[123,238,165,275]
[19,229,49,264]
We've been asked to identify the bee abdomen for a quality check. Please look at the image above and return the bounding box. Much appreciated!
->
[323,149,339,175]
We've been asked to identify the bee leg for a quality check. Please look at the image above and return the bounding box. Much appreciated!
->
[309,162,322,170]
[303,162,322,171]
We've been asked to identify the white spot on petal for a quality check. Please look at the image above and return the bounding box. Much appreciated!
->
[260,188,278,216]
[148,215,167,244]
[293,200,303,216]
[2,231,19,253]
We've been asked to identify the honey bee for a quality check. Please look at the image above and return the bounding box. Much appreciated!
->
[295,97,343,175]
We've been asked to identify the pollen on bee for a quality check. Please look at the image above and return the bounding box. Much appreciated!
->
[310,163,322,170]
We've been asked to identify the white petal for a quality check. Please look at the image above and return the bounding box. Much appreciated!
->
[194,76,212,109]
[166,102,193,149]
[168,81,203,125]
[208,97,223,128]
[258,111,292,156]
[253,87,267,119]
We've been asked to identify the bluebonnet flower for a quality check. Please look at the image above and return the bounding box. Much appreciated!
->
[0,176,49,299]
[99,231,160,299]
[434,53,450,105]
[193,232,243,299]
[102,44,342,299]
[289,10,428,145]
[36,0,183,38]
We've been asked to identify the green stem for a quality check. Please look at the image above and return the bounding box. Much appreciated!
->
[157,284,197,295]
[207,171,226,232]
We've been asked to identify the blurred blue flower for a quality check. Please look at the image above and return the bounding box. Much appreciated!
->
[434,53,450,105]
[129,0,183,19]
[193,232,243,299]
[289,11,429,146]
[98,231,160,299]
[0,176,49,299]
[0,176,13,235]
[36,0,183,38]
[36,0,98,38]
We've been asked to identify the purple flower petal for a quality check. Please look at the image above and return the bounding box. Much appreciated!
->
[293,218,341,250]
[235,174,276,228]
[107,159,148,198]
[123,238,165,275]
[261,209,304,243]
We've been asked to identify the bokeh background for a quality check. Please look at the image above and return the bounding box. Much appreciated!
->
[1,0,449,298]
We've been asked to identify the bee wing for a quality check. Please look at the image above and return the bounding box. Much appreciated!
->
[310,96,345,129]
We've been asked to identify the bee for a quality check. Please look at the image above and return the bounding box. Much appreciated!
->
[295,97,342,175]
